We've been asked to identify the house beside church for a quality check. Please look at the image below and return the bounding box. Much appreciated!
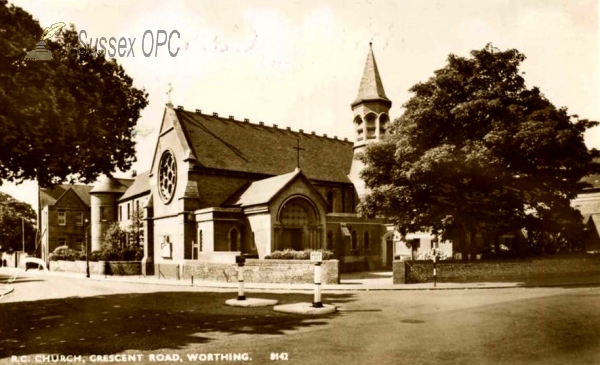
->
[38,45,453,275]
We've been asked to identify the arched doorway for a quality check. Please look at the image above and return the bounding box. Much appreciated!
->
[275,196,322,251]
[229,228,241,252]
[381,231,395,268]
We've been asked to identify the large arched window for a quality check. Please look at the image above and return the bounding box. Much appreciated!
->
[364,231,370,250]
[158,150,177,203]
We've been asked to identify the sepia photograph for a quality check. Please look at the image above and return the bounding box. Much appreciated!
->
[0,0,599,364]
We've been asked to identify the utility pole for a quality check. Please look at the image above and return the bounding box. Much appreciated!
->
[22,216,25,253]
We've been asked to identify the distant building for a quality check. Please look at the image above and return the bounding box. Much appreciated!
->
[572,173,600,252]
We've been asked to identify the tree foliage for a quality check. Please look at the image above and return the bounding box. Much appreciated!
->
[0,1,148,187]
[358,44,600,257]
[0,192,37,252]
[99,208,144,261]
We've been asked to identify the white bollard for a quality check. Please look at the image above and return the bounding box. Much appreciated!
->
[313,262,323,308]
[237,263,246,301]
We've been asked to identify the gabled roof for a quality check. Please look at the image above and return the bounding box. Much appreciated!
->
[119,171,151,202]
[225,169,301,207]
[39,184,94,208]
[173,108,354,183]
[351,43,392,108]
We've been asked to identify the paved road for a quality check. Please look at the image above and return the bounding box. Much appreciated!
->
[1,272,599,365]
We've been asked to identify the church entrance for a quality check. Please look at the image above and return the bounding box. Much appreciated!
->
[275,196,322,251]
[282,228,303,251]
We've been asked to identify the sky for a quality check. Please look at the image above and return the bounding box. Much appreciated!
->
[3,0,599,211]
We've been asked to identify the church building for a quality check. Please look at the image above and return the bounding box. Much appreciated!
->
[39,46,451,275]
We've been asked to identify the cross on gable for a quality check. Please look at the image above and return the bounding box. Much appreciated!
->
[292,139,305,169]
[166,83,173,104]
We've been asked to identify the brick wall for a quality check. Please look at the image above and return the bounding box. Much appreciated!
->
[397,255,600,283]
[181,259,340,284]
[49,260,141,275]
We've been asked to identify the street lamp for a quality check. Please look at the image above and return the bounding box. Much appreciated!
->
[84,218,91,278]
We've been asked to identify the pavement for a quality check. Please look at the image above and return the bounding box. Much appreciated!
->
[2,266,599,293]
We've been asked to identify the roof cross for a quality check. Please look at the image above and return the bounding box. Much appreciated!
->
[166,83,173,104]
[292,139,305,169]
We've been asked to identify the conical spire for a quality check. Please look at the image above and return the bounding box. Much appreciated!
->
[351,42,391,108]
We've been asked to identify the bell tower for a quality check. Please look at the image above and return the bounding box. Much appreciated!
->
[348,43,392,198]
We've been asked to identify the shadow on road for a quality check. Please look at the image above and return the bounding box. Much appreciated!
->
[0,273,43,285]
[0,291,356,358]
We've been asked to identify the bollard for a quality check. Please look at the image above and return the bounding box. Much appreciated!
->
[236,255,246,301]
[313,262,323,308]
[433,251,437,287]
[191,275,194,287]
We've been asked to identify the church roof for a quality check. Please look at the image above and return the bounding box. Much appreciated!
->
[119,171,151,202]
[174,108,354,183]
[225,169,300,207]
[39,184,93,208]
[351,43,392,108]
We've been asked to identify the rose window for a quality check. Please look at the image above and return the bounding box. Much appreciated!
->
[158,151,176,203]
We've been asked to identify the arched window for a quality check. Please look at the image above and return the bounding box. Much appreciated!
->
[351,231,357,251]
[354,115,364,141]
[364,231,370,250]
[379,113,389,136]
[229,228,240,251]
[365,113,377,139]
[326,190,334,213]
[327,230,334,249]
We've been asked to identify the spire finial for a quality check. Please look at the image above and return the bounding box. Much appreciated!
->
[369,41,372,47]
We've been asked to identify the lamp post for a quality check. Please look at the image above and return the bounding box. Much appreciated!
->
[84,218,91,278]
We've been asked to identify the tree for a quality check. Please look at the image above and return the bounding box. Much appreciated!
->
[0,192,37,252]
[0,1,148,187]
[358,44,600,259]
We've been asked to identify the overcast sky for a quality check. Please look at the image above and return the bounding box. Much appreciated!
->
[3,0,599,210]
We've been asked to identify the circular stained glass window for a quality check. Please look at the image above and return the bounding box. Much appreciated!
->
[158,150,176,203]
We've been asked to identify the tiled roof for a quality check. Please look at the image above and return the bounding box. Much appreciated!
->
[351,43,391,108]
[119,171,150,201]
[40,184,93,207]
[225,169,300,207]
[174,109,354,183]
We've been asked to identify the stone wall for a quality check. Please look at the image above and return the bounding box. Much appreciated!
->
[181,259,340,284]
[397,255,600,283]
[49,260,141,276]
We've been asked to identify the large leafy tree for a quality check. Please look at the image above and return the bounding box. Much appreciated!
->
[358,44,600,258]
[0,1,148,187]
[0,192,36,252]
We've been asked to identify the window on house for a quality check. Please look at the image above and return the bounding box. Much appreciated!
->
[76,211,83,226]
[351,231,357,251]
[251,232,256,250]
[119,205,122,221]
[364,231,370,250]
[127,203,130,220]
[58,210,66,225]
[136,200,140,213]
[76,238,83,251]
[58,238,66,247]
[100,207,106,221]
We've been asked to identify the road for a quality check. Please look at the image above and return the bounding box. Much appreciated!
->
[1,271,599,365]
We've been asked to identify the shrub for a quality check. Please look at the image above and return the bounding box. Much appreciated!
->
[265,249,334,260]
[49,247,81,261]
